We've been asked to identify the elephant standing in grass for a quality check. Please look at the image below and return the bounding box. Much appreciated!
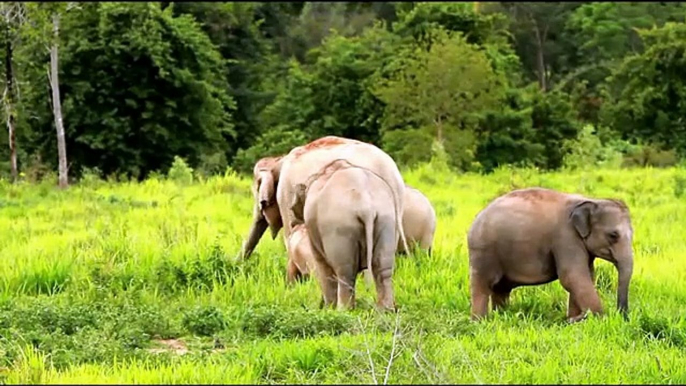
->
[398,185,436,256]
[287,183,437,286]
[467,187,634,323]
[240,136,409,261]
[289,159,400,311]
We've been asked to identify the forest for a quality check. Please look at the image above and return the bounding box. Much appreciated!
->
[1,1,685,184]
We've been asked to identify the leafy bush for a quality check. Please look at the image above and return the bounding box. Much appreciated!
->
[182,305,227,337]
[167,156,194,185]
[562,125,623,170]
[232,128,308,175]
[381,128,434,169]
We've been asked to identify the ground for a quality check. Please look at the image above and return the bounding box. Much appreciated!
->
[1,164,685,384]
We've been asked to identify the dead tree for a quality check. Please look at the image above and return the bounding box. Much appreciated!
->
[0,3,25,182]
[47,11,67,188]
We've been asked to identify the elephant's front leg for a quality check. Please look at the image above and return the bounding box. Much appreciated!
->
[566,293,582,320]
[286,259,302,286]
[559,268,603,323]
[566,259,596,321]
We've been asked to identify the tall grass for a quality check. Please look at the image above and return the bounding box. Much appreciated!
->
[1,165,685,384]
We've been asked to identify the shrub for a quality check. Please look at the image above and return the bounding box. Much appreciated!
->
[167,156,194,185]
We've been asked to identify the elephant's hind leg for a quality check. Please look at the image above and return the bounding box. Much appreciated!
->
[321,230,360,311]
[372,225,397,312]
[469,268,493,321]
[312,255,338,309]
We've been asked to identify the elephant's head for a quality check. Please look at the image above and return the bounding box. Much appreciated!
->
[571,199,634,317]
[241,156,284,259]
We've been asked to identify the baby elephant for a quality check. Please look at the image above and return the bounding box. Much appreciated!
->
[285,223,315,285]
[467,187,634,323]
[398,185,436,255]
[290,159,401,311]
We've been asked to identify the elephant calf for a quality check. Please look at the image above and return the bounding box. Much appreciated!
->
[290,159,401,311]
[398,185,436,255]
[286,223,315,285]
[467,187,634,323]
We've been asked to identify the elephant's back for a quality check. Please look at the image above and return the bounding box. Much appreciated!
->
[468,188,565,250]
[281,141,404,195]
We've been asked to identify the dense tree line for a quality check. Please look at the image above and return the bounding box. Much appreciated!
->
[1,1,685,183]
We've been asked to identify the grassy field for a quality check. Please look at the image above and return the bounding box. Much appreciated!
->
[1,164,686,384]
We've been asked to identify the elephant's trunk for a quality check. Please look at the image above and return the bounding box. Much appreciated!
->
[616,252,633,319]
[258,172,275,210]
[240,204,269,260]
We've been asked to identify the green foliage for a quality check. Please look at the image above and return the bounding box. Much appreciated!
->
[561,125,623,171]
[17,2,236,179]
[0,1,684,182]
[622,143,680,169]
[393,2,509,47]
[167,156,193,185]
[257,25,400,149]
[490,2,583,89]
[601,21,686,158]
[530,89,582,169]
[182,305,226,337]
[566,2,686,63]
[381,128,434,169]
[170,2,277,154]
[232,127,308,175]
[373,27,504,171]
[475,85,544,172]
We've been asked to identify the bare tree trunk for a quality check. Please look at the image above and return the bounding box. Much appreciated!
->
[4,24,16,182]
[49,12,67,188]
[533,23,547,92]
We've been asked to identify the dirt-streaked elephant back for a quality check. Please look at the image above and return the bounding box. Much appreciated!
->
[276,139,407,244]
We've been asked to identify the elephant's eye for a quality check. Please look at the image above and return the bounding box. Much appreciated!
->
[607,231,620,243]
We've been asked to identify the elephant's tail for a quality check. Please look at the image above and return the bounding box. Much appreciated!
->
[398,211,410,257]
[363,212,375,283]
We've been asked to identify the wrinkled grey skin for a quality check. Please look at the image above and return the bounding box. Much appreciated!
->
[467,187,634,323]
[240,136,409,261]
[398,185,436,255]
[290,159,399,311]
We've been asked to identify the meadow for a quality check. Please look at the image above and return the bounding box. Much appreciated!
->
[1,163,686,384]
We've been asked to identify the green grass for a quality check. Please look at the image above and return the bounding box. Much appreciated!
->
[1,164,686,384]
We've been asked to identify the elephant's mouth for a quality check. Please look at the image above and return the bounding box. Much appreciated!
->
[597,247,616,263]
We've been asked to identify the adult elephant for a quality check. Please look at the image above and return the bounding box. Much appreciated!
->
[240,136,410,260]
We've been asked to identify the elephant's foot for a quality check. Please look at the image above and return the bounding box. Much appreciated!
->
[567,309,591,324]
[375,301,397,313]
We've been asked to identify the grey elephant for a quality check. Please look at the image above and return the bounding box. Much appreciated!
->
[467,187,634,323]
[398,185,436,255]
[290,159,400,311]
[285,183,437,286]
[240,136,409,260]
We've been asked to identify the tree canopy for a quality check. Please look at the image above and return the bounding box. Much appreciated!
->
[0,1,684,181]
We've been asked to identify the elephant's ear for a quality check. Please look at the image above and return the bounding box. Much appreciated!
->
[290,184,307,224]
[571,201,597,239]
